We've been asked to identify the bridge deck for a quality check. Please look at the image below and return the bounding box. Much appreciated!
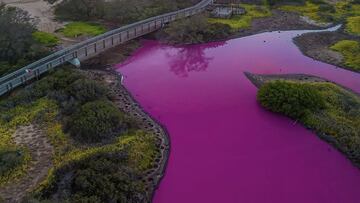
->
[0,0,213,96]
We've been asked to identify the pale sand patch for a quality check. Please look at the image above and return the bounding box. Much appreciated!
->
[1,0,63,32]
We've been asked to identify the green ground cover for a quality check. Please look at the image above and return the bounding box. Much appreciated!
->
[208,4,272,30]
[0,98,56,186]
[258,80,360,167]
[330,40,360,71]
[280,1,322,21]
[280,0,360,23]
[345,16,360,35]
[60,22,106,38]
[32,31,59,47]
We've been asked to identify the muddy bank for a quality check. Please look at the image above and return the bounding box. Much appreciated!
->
[82,40,141,70]
[294,30,360,73]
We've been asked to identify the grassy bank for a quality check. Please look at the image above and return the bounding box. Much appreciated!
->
[32,32,59,47]
[59,22,106,38]
[330,40,360,71]
[257,80,360,167]
[208,4,272,30]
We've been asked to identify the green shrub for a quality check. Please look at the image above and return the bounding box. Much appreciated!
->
[257,80,325,119]
[330,40,360,71]
[0,149,25,177]
[67,79,108,104]
[36,152,146,202]
[32,31,59,47]
[68,100,128,143]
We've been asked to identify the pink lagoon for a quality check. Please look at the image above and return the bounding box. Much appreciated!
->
[116,29,360,203]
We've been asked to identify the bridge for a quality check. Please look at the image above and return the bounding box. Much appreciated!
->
[0,0,213,96]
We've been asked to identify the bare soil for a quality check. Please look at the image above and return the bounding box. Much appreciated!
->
[2,0,63,33]
[0,125,54,203]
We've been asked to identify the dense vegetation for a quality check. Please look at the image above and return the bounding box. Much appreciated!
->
[0,4,51,77]
[0,68,160,201]
[0,148,30,186]
[52,0,200,23]
[279,0,360,23]
[258,80,325,119]
[68,100,130,142]
[160,15,232,44]
[330,40,360,71]
[257,80,360,167]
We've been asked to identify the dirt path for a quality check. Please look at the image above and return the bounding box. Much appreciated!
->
[1,0,63,32]
[0,125,53,203]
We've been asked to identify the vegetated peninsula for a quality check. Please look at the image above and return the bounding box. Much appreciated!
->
[246,72,360,167]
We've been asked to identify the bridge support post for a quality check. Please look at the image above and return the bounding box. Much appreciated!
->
[69,58,81,68]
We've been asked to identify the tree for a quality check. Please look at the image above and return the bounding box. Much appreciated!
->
[55,0,105,21]
[0,4,36,63]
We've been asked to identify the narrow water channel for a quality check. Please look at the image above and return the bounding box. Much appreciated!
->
[116,27,360,203]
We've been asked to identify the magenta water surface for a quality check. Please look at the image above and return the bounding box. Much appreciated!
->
[116,29,360,203]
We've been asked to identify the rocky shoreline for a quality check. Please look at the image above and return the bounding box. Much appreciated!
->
[81,69,170,202]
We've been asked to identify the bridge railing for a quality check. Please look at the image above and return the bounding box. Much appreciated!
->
[0,0,213,96]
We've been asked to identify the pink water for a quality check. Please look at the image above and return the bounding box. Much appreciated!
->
[116,29,360,203]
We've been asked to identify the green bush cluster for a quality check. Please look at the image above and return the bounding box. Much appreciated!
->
[0,149,26,179]
[31,131,158,202]
[330,40,360,72]
[257,80,325,119]
[162,15,232,44]
[257,80,360,166]
[68,100,129,143]
[36,152,146,202]
[1,67,127,144]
